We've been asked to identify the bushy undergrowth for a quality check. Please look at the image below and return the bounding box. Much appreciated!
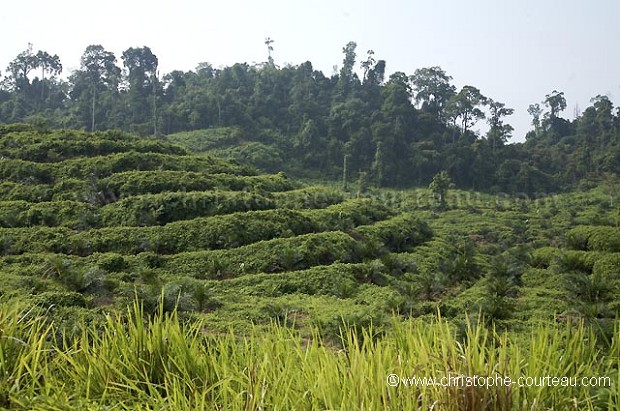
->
[566,225,620,252]
[0,199,391,256]
[99,190,276,226]
[98,170,295,200]
[0,200,98,228]
[0,152,252,184]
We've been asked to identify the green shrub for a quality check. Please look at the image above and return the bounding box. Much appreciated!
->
[213,141,284,172]
[272,186,344,209]
[0,200,98,228]
[0,226,73,255]
[162,231,367,278]
[53,152,248,180]
[165,127,243,152]
[100,190,275,226]
[355,213,432,252]
[556,250,598,273]
[586,227,620,252]
[98,171,293,199]
[566,226,620,251]
[0,181,53,202]
[439,237,480,283]
[212,263,367,298]
[0,199,390,256]
[33,291,87,308]
[1,135,187,162]
[592,253,620,279]
[0,152,251,184]
[0,159,53,183]
[96,253,128,272]
[530,247,560,268]
[306,198,392,231]
[51,178,93,202]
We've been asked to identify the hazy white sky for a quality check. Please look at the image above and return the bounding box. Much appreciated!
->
[1,0,619,141]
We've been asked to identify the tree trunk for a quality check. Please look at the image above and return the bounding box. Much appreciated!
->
[91,84,96,132]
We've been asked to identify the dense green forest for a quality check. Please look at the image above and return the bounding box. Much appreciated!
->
[1,42,619,192]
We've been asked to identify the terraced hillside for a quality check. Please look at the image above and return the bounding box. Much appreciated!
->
[1,124,620,410]
[1,124,619,340]
[0,125,429,334]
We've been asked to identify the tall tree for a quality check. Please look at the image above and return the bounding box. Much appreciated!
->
[527,103,543,138]
[335,41,359,99]
[486,99,514,151]
[371,140,384,186]
[340,41,357,81]
[4,45,64,120]
[34,51,62,98]
[72,45,121,131]
[591,95,614,148]
[360,50,376,83]
[544,90,567,119]
[6,44,38,92]
[410,66,455,122]
[122,46,159,133]
[542,90,569,140]
[359,50,385,112]
[264,37,275,66]
[445,85,487,136]
[372,72,416,184]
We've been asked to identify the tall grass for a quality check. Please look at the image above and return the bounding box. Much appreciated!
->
[0,303,56,409]
[0,299,617,410]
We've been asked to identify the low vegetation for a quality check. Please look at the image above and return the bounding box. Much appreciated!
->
[1,300,617,410]
[0,125,618,409]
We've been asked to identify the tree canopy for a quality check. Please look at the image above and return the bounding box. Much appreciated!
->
[1,42,618,194]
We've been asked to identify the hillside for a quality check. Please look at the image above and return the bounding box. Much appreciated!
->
[0,124,619,409]
[0,123,618,332]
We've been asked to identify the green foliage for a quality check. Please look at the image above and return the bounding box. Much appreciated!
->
[272,186,343,209]
[593,253,620,278]
[0,131,186,162]
[439,236,480,283]
[99,170,293,199]
[164,127,244,152]
[566,226,620,252]
[33,291,88,308]
[2,37,620,195]
[429,170,453,208]
[529,246,561,268]
[482,256,519,321]
[212,141,284,172]
[0,151,250,185]
[100,190,275,226]
[355,213,432,252]
[1,202,386,255]
[0,200,98,228]
[163,231,367,278]
[96,253,128,272]
[208,263,367,298]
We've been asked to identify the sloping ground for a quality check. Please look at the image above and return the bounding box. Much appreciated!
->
[164,127,286,172]
[0,126,433,336]
[0,124,619,339]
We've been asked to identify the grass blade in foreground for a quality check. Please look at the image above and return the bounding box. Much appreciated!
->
[1,300,617,410]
